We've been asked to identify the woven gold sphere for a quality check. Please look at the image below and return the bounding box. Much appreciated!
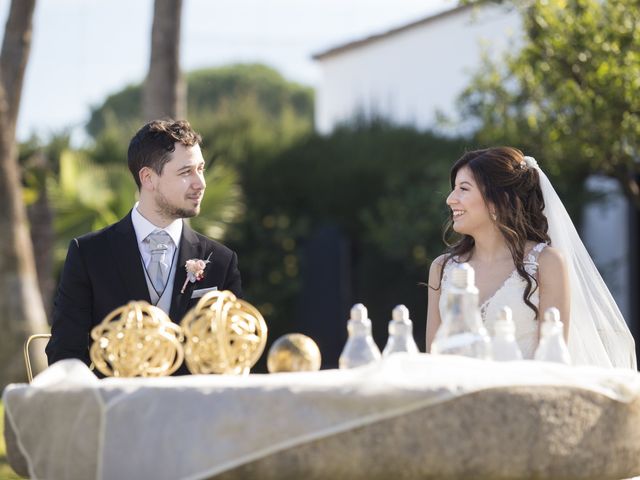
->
[180,290,268,375]
[89,301,184,377]
[267,333,322,373]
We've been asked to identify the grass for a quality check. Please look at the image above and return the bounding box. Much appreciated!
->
[0,402,24,480]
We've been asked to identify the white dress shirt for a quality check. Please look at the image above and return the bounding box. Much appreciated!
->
[131,202,183,267]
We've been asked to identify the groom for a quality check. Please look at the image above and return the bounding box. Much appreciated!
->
[46,119,241,370]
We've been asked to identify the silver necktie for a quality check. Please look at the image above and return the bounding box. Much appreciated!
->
[146,230,171,294]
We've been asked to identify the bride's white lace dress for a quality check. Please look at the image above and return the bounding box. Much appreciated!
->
[439,243,547,359]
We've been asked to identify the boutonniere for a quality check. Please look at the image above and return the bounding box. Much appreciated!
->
[180,253,212,293]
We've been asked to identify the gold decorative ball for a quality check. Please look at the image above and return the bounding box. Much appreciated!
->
[267,333,322,373]
[180,290,268,375]
[89,301,184,377]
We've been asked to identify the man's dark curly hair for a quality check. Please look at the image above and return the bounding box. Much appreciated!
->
[127,119,202,189]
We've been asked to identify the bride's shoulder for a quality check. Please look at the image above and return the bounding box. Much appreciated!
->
[429,253,452,279]
[430,252,462,269]
[429,254,447,274]
[431,253,448,266]
[536,246,569,294]
[537,245,567,275]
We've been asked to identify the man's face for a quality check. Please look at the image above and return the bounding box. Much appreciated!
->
[152,143,206,220]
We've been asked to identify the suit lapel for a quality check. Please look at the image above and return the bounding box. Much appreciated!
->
[111,212,151,304]
[169,222,202,321]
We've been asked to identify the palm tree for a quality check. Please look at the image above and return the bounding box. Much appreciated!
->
[0,0,48,386]
[143,0,185,120]
[48,149,138,264]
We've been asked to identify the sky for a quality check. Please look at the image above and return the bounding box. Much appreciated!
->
[0,0,454,143]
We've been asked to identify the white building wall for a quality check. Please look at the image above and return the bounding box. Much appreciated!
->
[315,5,520,134]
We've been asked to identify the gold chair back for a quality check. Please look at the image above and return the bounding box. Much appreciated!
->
[24,334,52,383]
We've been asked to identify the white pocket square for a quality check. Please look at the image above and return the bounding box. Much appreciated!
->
[190,286,218,299]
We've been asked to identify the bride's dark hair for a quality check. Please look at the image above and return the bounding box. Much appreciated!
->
[438,146,551,318]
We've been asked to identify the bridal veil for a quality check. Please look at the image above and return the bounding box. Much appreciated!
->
[524,156,637,369]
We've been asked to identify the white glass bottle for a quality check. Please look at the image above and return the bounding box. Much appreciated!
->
[382,305,419,356]
[491,306,523,361]
[431,262,491,359]
[339,304,382,369]
[534,307,571,365]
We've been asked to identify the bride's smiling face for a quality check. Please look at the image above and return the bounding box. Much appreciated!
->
[446,166,494,235]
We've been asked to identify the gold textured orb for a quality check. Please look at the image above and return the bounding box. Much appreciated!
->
[89,301,184,377]
[180,290,268,375]
[267,333,322,373]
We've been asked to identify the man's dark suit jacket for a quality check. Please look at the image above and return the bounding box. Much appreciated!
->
[45,212,241,373]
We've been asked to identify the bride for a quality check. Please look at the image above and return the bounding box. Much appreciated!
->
[426,147,636,369]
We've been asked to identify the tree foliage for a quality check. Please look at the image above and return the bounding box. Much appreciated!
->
[459,0,640,209]
[86,63,314,143]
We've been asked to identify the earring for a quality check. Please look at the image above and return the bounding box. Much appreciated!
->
[491,213,497,221]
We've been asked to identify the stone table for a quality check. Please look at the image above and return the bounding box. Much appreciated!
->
[4,355,640,479]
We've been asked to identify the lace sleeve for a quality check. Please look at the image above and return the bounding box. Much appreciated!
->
[523,243,547,277]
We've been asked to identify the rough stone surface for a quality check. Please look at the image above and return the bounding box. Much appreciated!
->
[5,385,640,479]
[211,386,640,480]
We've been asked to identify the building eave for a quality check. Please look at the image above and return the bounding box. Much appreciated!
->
[312,4,474,61]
